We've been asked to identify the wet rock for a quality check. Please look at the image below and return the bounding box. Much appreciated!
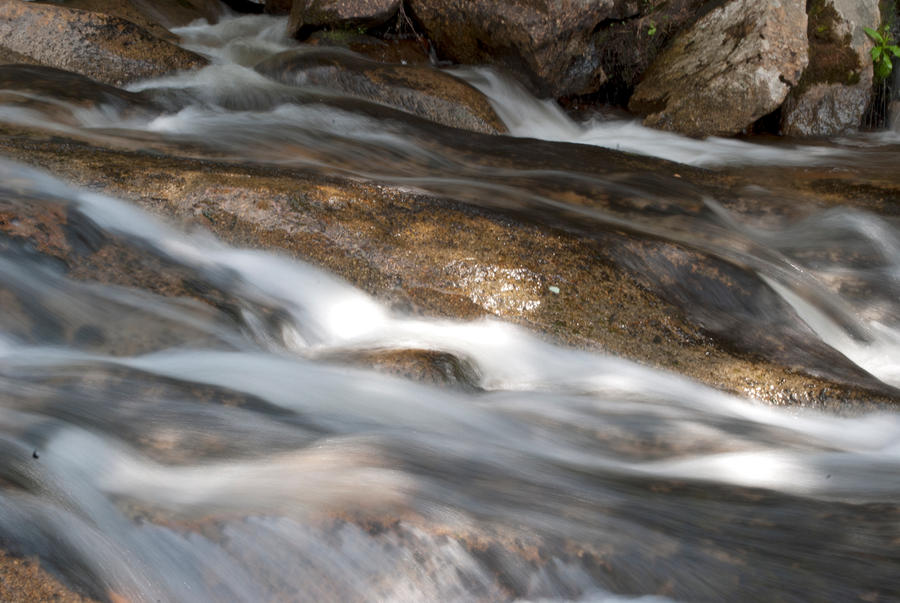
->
[780,0,878,136]
[0,551,94,603]
[629,0,809,137]
[2,125,896,410]
[306,30,430,65]
[0,1,208,87]
[0,189,241,356]
[0,65,159,126]
[288,0,401,38]
[255,47,506,133]
[322,348,482,390]
[405,0,615,98]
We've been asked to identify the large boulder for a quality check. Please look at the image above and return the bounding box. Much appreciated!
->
[255,47,506,134]
[288,0,401,38]
[0,1,208,87]
[405,0,627,98]
[629,0,809,137]
[780,0,879,136]
[30,0,178,41]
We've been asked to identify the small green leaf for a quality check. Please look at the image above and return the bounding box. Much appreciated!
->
[875,55,893,80]
[865,26,885,44]
[872,46,884,61]
[888,45,900,58]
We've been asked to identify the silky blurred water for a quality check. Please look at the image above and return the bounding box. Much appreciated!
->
[1,14,900,603]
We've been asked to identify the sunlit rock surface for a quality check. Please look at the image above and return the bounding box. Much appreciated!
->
[630,0,809,137]
[0,0,207,87]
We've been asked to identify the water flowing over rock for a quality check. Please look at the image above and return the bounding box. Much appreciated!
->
[629,0,809,137]
[288,0,401,38]
[405,0,626,98]
[0,65,159,125]
[0,1,208,87]
[780,0,879,136]
[255,47,506,133]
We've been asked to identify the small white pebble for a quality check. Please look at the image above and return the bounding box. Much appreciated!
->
[548,285,560,295]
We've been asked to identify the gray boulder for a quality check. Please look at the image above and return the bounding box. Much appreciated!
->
[629,0,809,138]
[780,0,879,136]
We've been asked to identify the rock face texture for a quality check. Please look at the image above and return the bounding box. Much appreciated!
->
[288,0,401,38]
[0,1,207,87]
[780,0,879,136]
[629,0,809,137]
[255,47,506,134]
[128,0,224,28]
[405,0,626,98]
[266,0,293,14]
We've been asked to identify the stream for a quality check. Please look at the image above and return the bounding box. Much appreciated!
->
[1,13,900,602]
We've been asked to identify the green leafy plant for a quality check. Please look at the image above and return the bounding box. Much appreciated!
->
[864,24,900,80]
[646,20,657,37]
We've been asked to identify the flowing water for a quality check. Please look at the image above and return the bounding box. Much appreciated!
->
[1,13,900,602]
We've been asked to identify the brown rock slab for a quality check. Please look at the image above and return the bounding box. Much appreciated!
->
[255,47,506,133]
[31,0,179,41]
[0,0,208,87]
[289,0,401,37]
[0,123,895,411]
[629,0,809,137]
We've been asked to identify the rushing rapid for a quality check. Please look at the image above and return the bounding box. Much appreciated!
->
[1,13,900,603]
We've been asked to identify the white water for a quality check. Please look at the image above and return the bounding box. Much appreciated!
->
[2,13,900,602]
[2,160,900,600]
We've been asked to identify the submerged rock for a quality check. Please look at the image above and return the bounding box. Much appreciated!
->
[0,65,159,125]
[629,0,809,137]
[288,0,401,38]
[1,122,896,411]
[780,0,879,136]
[255,47,506,134]
[0,1,208,87]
